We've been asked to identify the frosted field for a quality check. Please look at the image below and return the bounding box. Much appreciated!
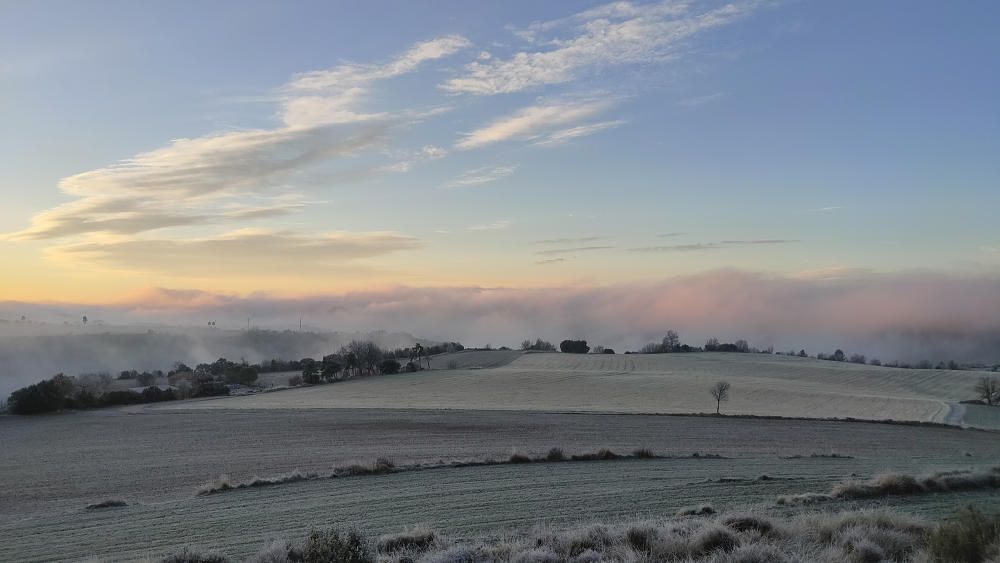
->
[2,408,1000,561]
[165,351,993,427]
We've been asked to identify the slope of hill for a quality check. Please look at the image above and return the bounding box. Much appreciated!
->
[163,352,993,427]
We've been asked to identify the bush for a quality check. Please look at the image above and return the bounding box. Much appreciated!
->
[559,340,590,354]
[192,381,230,398]
[379,359,401,375]
[545,447,566,462]
[302,529,373,563]
[923,507,1000,562]
[7,374,74,414]
[509,452,533,464]
[101,390,142,406]
[288,375,303,386]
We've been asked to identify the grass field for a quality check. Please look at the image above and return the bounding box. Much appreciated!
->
[2,407,999,560]
[163,351,994,427]
[5,351,1000,561]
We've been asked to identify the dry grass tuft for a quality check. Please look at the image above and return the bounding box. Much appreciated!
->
[85,499,128,510]
[377,527,437,553]
[780,466,1000,504]
[678,504,717,516]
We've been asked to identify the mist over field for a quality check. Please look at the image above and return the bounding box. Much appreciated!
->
[4,271,998,384]
[0,326,424,396]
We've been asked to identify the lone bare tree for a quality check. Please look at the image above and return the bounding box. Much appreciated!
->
[975,376,999,406]
[710,381,731,414]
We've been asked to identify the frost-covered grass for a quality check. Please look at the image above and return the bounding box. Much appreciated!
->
[159,507,1000,563]
[195,448,689,495]
[167,352,991,427]
[778,466,1000,505]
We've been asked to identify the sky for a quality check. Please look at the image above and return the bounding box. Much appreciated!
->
[2,1,999,354]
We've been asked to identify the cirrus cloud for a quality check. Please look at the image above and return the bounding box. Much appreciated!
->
[442,1,763,95]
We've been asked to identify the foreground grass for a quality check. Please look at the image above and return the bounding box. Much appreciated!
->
[161,506,1000,562]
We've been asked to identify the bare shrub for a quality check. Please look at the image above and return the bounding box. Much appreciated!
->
[545,447,565,462]
[287,375,303,387]
[631,447,655,459]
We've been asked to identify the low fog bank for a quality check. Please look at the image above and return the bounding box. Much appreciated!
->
[3,270,999,394]
[0,327,425,396]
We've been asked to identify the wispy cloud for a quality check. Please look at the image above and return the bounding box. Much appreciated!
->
[537,245,615,256]
[532,120,627,147]
[630,239,798,252]
[281,35,470,127]
[456,98,614,149]
[7,35,469,270]
[444,165,518,189]
[442,1,763,95]
[53,229,420,276]
[657,232,686,238]
[535,258,567,265]
[381,144,449,173]
[468,219,512,231]
[535,236,605,244]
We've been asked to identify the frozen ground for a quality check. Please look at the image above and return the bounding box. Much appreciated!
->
[163,351,994,427]
[2,408,999,560]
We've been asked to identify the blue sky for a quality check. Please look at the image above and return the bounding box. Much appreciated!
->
[2,0,999,302]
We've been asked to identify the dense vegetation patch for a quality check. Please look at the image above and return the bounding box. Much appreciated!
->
[778,466,1000,505]
[160,507,1000,563]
